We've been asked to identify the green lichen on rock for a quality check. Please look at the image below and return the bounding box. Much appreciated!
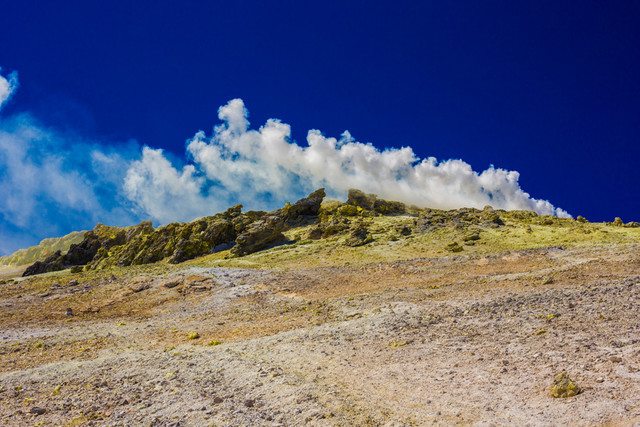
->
[338,204,359,216]
[550,372,581,398]
[344,223,373,247]
[445,242,464,253]
[346,189,406,215]
[347,189,377,210]
[230,189,326,257]
[462,231,481,242]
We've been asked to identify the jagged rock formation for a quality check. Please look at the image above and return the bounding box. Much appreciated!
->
[23,189,327,276]
[20,187,520,277]
[230,189,326,257]
[24,187,560,276]
[22,224,143,276]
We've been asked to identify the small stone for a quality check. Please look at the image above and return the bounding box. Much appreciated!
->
[30,406,46,415]
[163,279,181,289]
[550,372,581,398]
[127,281,149,292]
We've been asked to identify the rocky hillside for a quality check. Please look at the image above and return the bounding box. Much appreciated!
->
[1,191,640,425]
[0,231,86,267]
[21,188,640,278]
[21,189,326,276]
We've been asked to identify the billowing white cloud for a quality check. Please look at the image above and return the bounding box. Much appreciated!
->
[125,98,571,219]
[123,147,223,223]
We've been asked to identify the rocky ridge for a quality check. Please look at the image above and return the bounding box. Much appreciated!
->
[21,187,640,278]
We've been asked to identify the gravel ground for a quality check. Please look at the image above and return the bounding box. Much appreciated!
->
[1,244,640,426]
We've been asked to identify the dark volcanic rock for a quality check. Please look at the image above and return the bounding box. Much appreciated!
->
[284,188,326,220]
[306,217,351,240]
[23,187,441,271]
[230,189,326,257]
[22,251,66,276]
[90,206,246,268]
[230,213,287,257]
[23,189,328,273]
[344,223,373,247]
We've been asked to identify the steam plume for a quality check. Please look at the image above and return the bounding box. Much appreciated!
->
[125,98,570,219]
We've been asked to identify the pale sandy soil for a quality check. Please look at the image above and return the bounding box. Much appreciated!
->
[0,266,26,281]
[1,244,640,426]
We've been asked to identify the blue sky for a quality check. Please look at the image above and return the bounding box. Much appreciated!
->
[1,1,639,255]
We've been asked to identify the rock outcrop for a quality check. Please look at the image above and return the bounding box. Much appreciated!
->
[23,189,328,275]
[230,189,326,257]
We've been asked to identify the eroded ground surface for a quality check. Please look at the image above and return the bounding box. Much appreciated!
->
[1,244,640,426]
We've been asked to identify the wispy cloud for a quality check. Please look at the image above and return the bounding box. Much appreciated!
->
[0,70,139,255]
[0,69,569,255]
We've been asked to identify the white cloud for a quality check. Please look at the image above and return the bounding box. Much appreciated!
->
[123,146,226,223]
[125,98,570,219]
[0,114,138,236]
[0,69,18,109]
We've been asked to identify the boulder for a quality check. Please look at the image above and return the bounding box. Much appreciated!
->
[344,223,373,247]
[284,188,326,219]
[550,372,581,398]
[22,251,65,276]
[230,189,326,257]
[230,213,286,257]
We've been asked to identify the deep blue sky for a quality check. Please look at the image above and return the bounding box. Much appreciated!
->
[1,1,639,227]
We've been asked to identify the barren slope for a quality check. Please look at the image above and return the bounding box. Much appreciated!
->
[1,212,639,426]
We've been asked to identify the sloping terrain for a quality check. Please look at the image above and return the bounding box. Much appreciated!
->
[0,231,86,267]
[1,193,639,426]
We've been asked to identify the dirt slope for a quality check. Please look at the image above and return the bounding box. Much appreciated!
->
[1,217,640,426]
